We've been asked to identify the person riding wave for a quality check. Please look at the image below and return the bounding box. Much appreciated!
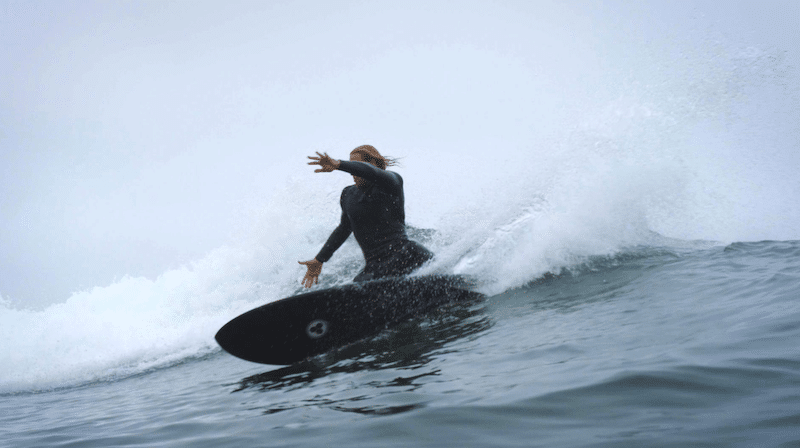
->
[298,145,433,288]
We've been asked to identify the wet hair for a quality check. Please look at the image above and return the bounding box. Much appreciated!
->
[350,145,399,170]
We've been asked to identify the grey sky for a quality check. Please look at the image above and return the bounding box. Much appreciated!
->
[1,0,798,305]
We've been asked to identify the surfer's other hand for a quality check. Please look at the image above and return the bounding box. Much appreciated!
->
[298,258,323,288]
[307,152,340,173]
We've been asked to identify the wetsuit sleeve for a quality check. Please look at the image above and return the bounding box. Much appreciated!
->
[315,191,352,262]
[337,160,403,196]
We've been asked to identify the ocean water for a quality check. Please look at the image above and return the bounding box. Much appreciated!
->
[2,3,800,446]
[1,240,799,447]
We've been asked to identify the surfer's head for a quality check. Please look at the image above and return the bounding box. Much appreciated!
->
[349,145,398,188]
[350,145,388,170]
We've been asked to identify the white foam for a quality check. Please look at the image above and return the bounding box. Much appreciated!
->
[0,178,359,393]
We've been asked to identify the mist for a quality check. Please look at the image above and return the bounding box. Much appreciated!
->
[1,0,798,306]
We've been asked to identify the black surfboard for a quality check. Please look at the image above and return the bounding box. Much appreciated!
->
[215,275,483,365]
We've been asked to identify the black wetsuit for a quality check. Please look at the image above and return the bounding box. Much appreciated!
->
[315,160,433,282]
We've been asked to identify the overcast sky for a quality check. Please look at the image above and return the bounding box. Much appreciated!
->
[1,0,798,305]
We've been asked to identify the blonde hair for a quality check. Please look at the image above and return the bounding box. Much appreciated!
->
[350,145,399,170]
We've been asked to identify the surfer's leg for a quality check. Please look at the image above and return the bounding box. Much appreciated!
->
[353,259,381,283]
[383,240,433,276]
[352,270,376,283]
[405,240,433,271]
[353,241,433,282]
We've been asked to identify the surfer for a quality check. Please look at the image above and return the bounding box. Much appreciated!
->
[298,145,433,288]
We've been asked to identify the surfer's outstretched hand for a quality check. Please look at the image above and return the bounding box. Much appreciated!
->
[298,258,323,288]
[307,152,340,173]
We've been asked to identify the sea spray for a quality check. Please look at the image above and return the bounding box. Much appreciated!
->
[0,171,409,392]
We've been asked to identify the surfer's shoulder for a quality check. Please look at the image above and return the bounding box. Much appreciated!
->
[388,170,403,186]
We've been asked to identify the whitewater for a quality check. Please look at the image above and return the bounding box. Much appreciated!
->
[1,2,799,447]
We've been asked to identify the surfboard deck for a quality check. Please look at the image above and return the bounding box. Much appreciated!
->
[215,275,483,365]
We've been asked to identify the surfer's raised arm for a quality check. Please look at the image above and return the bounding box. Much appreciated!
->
[307,151,402,193]
[307,151,340,172]
[336,160,402,194]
